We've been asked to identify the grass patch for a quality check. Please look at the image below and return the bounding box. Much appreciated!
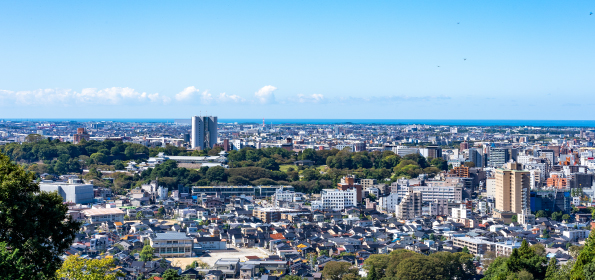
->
[279,164,295,172]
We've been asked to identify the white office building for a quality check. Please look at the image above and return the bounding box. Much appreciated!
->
[451,204,471,219]
[273,187,302,206]
[316,188,358,211]
[377,193,401,213]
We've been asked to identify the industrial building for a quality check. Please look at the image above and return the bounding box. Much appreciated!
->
[39,178,94,204]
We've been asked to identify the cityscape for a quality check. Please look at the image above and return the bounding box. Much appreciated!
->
[2,1,595,280]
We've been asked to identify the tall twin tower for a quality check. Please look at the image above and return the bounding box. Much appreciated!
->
[191,116,217,150]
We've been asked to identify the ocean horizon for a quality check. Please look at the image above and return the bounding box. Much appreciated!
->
[3,118,595,127]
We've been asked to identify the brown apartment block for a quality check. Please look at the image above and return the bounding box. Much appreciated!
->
[494,163,530,218]
[253,208,302,223]
[337,176,363,203]
[449,166,470,178]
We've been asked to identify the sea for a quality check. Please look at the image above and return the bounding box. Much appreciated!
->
[4,118,595,127]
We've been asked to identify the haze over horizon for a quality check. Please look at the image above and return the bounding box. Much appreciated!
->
[1,1,594,119]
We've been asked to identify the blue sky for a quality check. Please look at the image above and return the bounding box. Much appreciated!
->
[0,1,594,119]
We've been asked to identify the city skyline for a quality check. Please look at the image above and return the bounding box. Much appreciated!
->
[1,1,594,119]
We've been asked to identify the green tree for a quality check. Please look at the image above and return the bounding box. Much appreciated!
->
[584,261,595,280]
[140,245,155,262]
[302,168,320,181]
[571,230,595,279]
[536,210,547,218]
[257,158,280,171]
[0,153,80,279]
[90,152,108,164]
[57,255,122,280]
[24,134,43,143]
[512,215,518,223]
[368,264,377,280]
[114,160,125,170]
[462,246,470,254]
[157,207,166,218]
[545,258,558,280]
[0,242,36,279]
[206,166,227,182]
[562,214,571,222]
[551,211,563,222]
[322,261,359,280]
[162,269,180,280]
[483,239,547,280]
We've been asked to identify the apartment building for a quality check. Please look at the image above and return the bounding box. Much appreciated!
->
[453,237,493,255]
[451,204,471,219]
[377,193,400,213]
[273,187,302,207]
[252,207,301,223]
[495,163,530,217]
[395,190,422,220]
[311,188,358,211]
[337,176,363,203]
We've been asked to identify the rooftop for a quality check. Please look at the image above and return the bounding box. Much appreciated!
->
[153,231,192,241]
[81,208,125,216]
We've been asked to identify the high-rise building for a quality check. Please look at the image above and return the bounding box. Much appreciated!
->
[489,148,510,168]
[191,116,217,150]
[460,141,469,151]
[395,190,423,219]
[469,148,484,168]
[420,146,442,159]
[494,163,530,216]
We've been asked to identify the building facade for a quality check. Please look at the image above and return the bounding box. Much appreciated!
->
[150,232,194,258]
[39,179,94,204]
[395,190,422,219]
[191,116,218,150]
[495,165,530,215]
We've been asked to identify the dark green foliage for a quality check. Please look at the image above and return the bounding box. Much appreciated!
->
[364,250,475,280]
[535,210,547,218]
[368,264,377,280]
[162,268,181,280]
[0,139,150,175]
[483,240,547,279]
[545,258,557,280]
[0,242,37,279]
[206,166,227,182]
[0,153,80,279]
[551,211,563,222]
[571,230,595,279]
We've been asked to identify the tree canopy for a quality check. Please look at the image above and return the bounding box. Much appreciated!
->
[362,249,475,280]
[0,153,80,279]
[483,240,548,279]
[56,255,122,280]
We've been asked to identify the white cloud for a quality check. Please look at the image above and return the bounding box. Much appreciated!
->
[218,92,245,103]
[200,90,213,104]
[295,93,325,103]
[0,87,167,106]
[175,86,200,101]
[254,85,277,104]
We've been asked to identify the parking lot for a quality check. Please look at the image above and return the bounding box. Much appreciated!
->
[167,247,270,269]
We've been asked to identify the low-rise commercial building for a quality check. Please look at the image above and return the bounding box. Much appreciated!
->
[81,208,125,224]
[150,231,194,258]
